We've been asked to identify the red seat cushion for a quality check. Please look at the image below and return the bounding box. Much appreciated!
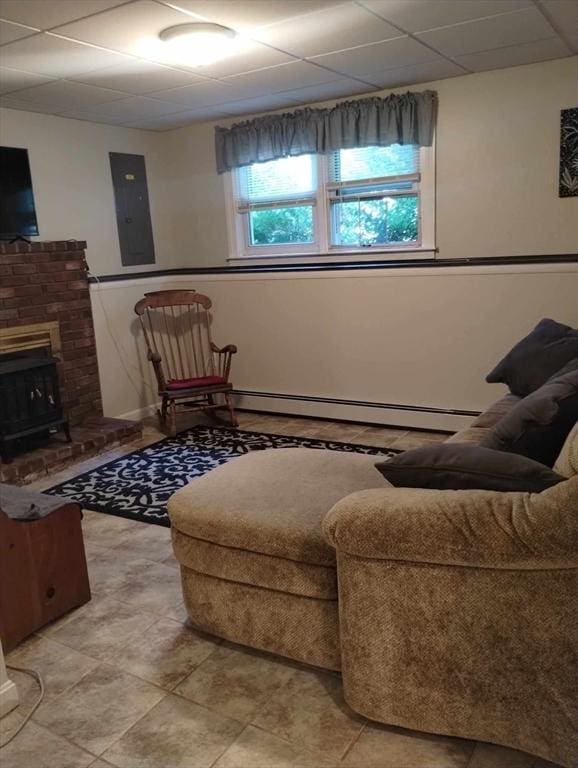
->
[165,375,227,391]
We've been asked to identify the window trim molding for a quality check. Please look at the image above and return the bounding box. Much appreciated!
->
[226,247,437,266]
[224,142,436,265]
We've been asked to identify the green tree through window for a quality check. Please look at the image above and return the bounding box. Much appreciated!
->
[250,206,313,245]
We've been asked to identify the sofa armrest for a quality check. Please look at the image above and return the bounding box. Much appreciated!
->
[322,478,578,570]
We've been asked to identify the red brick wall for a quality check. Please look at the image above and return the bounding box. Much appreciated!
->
[0,240,103,425]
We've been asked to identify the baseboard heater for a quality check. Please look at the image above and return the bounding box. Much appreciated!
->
[232,389,480,432]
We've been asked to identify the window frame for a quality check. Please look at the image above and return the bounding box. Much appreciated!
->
[225,141,436,264]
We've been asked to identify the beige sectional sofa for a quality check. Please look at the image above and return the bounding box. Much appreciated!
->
[167,397,578,767]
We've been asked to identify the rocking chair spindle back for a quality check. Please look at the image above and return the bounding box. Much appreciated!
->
[134,290,238,435]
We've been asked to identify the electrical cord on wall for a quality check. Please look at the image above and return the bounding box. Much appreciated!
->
[88,270,157,400]
[0,665,45,748]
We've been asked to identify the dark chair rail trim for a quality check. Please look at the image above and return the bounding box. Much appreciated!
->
[89,253,578,283]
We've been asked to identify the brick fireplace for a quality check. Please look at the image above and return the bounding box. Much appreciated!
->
[0,239,102,424]
[0,240,140,483]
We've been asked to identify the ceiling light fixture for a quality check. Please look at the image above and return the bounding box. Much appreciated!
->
[158,22,237,67]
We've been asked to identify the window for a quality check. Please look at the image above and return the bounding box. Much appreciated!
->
[328,145,420,248]
[238,154,316,249]
[227,143,434,262]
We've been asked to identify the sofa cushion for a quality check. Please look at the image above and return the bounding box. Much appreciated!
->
[486,318,578,397]
[481,369,578,467]
[445,426,491,445]
[179,567,341,671]
[554,422,578,478]
[165,375,226,390]
[374,444,564,492]
[168,447,387,569]
[172,527,338,599]
[471,394,521,428]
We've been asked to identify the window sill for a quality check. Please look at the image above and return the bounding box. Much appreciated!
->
[227,247,437,267]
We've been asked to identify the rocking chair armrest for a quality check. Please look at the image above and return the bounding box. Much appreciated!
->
[147,350,166,391]
[211,343,237,355]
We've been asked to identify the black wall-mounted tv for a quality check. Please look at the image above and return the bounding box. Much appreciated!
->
[0,146,39,239]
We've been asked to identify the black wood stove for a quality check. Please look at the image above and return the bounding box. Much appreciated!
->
[0,354,70,463]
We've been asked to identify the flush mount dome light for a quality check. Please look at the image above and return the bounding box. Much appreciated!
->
[159,22,237,66]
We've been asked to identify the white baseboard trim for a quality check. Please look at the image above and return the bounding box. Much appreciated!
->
[115,393,477,431]
[0,677,19,719]
[233,390,477,432]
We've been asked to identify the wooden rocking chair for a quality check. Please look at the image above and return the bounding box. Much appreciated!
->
[134,290,238,436]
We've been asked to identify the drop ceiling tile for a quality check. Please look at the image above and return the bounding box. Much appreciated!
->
[52,0,293,73]
[71,59,205,94]
[359,0,532,33]
[252,3,402,58]
[51,0,196,58]
[0,33,129,78]
[0,95,60,113]
[416,7,555,58]
[0,1,129,30]
[183,39,294,79]
[360,58,467,88]
[279,78,376,104]
[148,79,241,107]
[120,117,176,130]
[218,93,303,117]
[0,66,53,95]
[48,0,208,71]
[53,108,129,125]
[13,79,129,109]
[163,0,344,31]
[311,36,435,76]
[222,60,343,98]
[0,19,38,45]
[541,0,578,40]
[84,95,185,119]
[455,35,572,71]
[183,105,233,121]
[122,105,229,129]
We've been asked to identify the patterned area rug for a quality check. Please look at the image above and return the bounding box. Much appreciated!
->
[46,425,398,527]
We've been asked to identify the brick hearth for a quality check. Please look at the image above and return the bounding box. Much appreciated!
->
[0,417,141,484]
[0,240,142,483]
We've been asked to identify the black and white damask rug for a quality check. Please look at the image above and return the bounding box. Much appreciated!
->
[46,425,398,527]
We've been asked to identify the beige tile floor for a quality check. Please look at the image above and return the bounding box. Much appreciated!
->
[1,412,559,768]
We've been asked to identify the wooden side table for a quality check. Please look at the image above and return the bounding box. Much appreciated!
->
[0,484,91,652]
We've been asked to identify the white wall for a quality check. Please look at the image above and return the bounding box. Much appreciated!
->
[2,57,576,273]
[0,109,182,275]
[163,56,578,266]
[91,262,578,430]
[2,57,578,430]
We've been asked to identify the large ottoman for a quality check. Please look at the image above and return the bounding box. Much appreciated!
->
[167,447,386,670]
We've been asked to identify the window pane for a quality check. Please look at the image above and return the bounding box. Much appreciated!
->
[249,205,314,245]
[331,195,418,247]
[244,155,315,202]
[331,144,418,182]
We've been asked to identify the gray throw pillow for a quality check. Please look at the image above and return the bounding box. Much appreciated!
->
[374,444,563,492]
[548,357,578,378]
[481,368,578,467]
[486,318,578,397]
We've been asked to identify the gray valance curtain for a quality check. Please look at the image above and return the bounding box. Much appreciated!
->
[214,90,437,174]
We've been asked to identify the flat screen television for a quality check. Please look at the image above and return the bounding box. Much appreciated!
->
[0,146,39,239]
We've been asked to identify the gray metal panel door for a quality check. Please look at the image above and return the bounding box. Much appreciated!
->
[109,152,155,266]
